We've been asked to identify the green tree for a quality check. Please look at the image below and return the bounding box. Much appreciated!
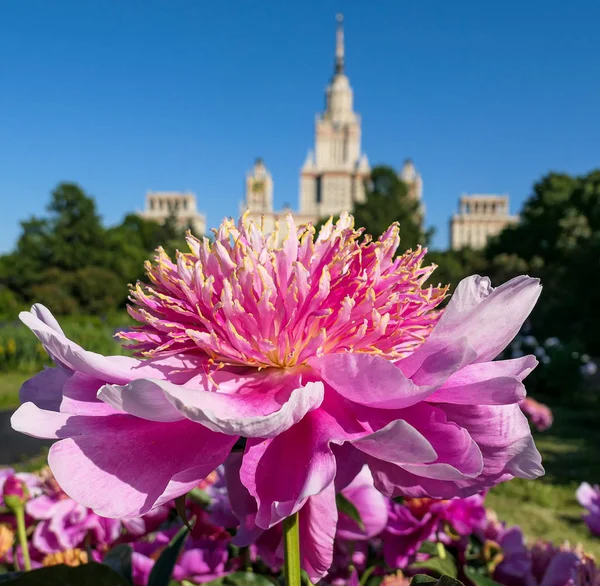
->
[487,170,600,353]
[314,166,431,252]
[354,166,430,251]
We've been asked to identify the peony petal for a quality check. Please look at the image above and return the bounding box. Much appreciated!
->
[337,466,388,540]
[396,336,477,389]
[108,375,325,437]
[240,409,336,529]
[300,482,338,584]
[31,303,65,335]
[395,403,484,480]
[429,275,542,363]
[62,373,118,416]
[440,403,544,481]
[19,367,69,412]
[352,419,437,465]
[427,355,538,405]
[576,482,600,510]
[314,353,429,409]
[97,379,183,422]
[20,309,205,385]
[11,402,72,439]
[47,415,237,518]
[541,552,580,586]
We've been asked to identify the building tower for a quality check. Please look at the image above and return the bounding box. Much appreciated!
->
[245,157,274,213]
[399,159,423,202]
[450,194,519,250]
[299,14,370,219]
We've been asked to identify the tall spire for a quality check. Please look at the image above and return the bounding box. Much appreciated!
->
[335,13,344,74]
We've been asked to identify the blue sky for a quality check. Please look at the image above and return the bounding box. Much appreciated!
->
[1,0,599,252]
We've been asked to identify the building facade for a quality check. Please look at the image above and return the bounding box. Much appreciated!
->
[450,194,518,250]
[243,14,380,241]
[138,191,206,236]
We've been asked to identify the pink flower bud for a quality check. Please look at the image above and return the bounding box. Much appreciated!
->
[2,475,29,510]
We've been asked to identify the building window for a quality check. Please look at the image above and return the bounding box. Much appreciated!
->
[315,176,322,204]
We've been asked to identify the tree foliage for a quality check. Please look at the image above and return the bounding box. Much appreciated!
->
[0,182,189,317]
[315,165,430,252]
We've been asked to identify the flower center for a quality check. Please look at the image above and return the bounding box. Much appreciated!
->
[121,213,446,370]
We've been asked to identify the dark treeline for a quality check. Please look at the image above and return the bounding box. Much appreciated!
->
[0,183,190,318]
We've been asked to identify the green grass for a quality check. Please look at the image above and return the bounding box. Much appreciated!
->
[488,402,600,556]
[2,370,600,554]
[0,370,28,409]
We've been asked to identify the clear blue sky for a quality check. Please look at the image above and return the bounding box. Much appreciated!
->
[1,0,599,252]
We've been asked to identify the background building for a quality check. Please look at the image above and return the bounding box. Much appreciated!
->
[138,191,206,235]
[243,14,385,241]
[450,194,518,250]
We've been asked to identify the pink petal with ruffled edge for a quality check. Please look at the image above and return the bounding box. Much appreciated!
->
[428,355,537,405]
[98,375,324,437]
[429,275,542,363]
[12,404,238,518]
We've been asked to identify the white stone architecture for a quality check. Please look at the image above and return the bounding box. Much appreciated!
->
[450,194,518,250]
[299,14,371,219]
[138,191,206,236]
[242,14,376,241]
[400,159,423,203]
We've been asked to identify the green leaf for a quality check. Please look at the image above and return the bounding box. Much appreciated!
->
[364,576,383,586]
[8,562,130,585]
[335,493,365,530]
[418,541,439,556]
[409,576,438,585]
[223,572,277,586]
[463,567,503,586]
[103,543,133,584]
[412,552,458,579]
[203,572,276,586]
[175,494,194,531]
[188,487,212,507]
[148,524,190,586]
[409,576,465,586]
[436,577,465,586]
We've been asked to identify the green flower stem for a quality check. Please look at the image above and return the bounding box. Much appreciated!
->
[15,506,31,571]
[283,512,301,586]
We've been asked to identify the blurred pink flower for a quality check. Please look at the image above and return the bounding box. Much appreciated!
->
[26,494,121,554]
[382,499,438,569]
[519,397,553,431]
[336,465,388,541]
[435,493,487,536]
[12,213,544,580]
[0,468,41,509]
[494,528,580,586]
[577,483,600,537]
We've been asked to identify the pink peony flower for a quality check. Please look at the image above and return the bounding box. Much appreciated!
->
[519,397,553,431]
[26,494,122,554]
[435,493,487,536]
[577,483,600,537]
[12,213,544,581]
[494,528,581,586]
[382,499,438,569]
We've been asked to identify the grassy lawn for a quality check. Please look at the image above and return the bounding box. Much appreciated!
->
[488,402,600,556]
[1,370,599,554]
[0,370,27,410]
